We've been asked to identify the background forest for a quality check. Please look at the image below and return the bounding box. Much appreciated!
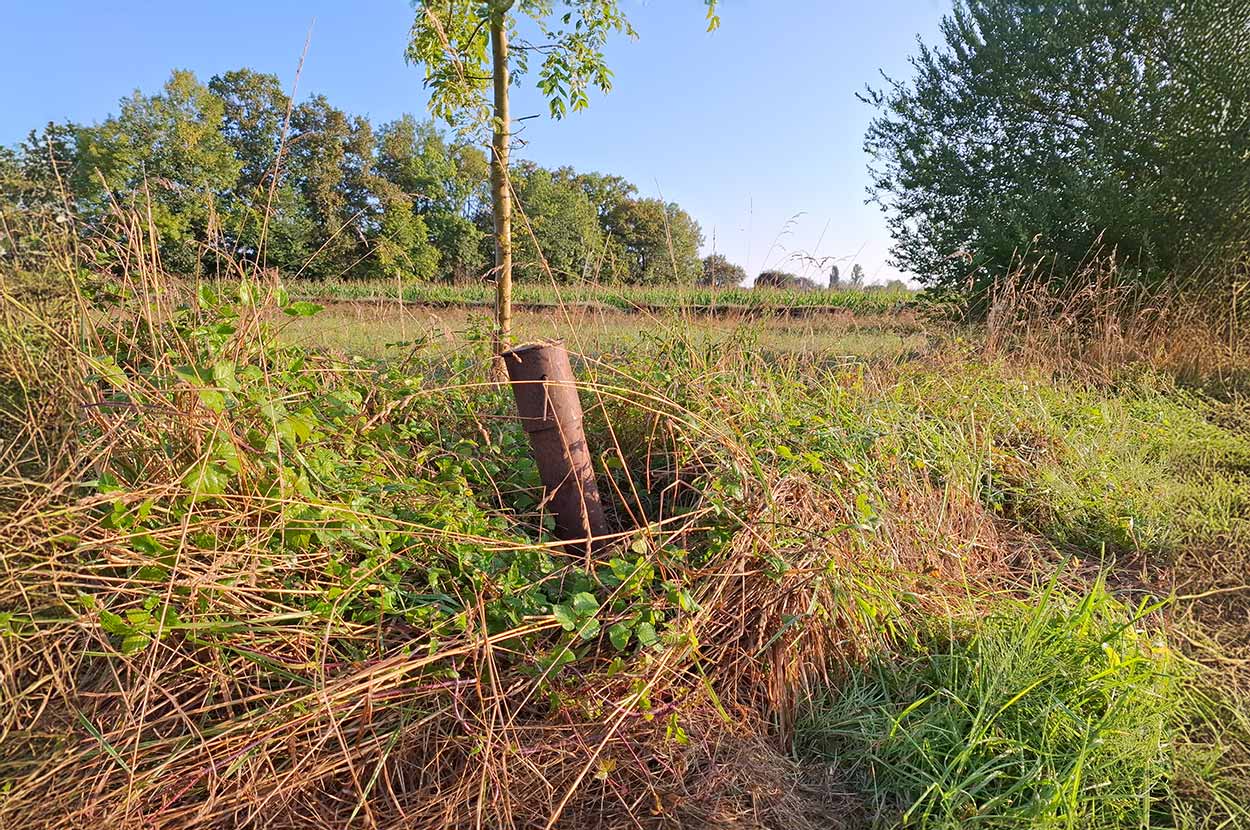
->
[0,68,706,286]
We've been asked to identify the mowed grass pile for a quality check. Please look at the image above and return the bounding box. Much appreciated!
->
[2,234,1248,826]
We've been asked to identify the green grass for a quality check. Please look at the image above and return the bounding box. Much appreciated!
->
[796,575,1244,829]
[276,300,930,362]
[873,363,1250,556]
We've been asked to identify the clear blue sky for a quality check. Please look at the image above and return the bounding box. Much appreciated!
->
[1,1,949,283]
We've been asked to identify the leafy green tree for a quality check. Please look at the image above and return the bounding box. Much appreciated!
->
[755,270,821,291]
[864,0,1250,300]
[602,197,703,284]
[407,0,722,351]
[755,270,801,289]
[701,253,747,287]
[75,70,242,273]
[286,95,375,278]
[510,162,603,282]
[569,170,638,222]
[372,179,441,281]
[3,123,78,216]
[376,115,488,281]
[207,69,311,268]
[208,70,290,196]
[6,61,716,289]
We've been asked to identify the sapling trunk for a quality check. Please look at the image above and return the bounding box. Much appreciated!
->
[489,8,513,356]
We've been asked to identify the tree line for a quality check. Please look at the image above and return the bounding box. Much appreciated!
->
[0,68,710,285]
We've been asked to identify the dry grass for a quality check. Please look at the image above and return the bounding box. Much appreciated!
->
[0,252,983,829]
[3,205,1248,829]
[981,255,1250,394]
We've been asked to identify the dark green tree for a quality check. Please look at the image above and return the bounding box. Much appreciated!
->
[510,162,603,282]
[569,170,638,222]
[208,69,290,196]
[701,253,746,287]
[756,269,804,290]
[376,115,488,281]
[286,95,375,278]
[602,197,703,284]
[4,123,79,216]
[207,69,312,268]
[864,0,1250,299]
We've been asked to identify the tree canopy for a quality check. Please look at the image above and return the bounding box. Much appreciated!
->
[701,253,747,288]
[406,1,721,126]
[3,67,708,285]
[865,0,1250,298]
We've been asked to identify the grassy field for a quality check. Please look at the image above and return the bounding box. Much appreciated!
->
[279,299,930,361]
[291,277,915,315]
[3,258,1249,828]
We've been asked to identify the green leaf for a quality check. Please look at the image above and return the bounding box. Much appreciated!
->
[572,592,599,616]
[212,437,241,474]
[175,365,213,385]
[637,622,659,648]
[575,617,600,641]
[131,534,166,558]
[95,471,122,495]
[553,604,577,632]
[283,301,324,318]
[197,388,226,413]
[98,609,129,636]
[120,633,151,654]
[608,622,631,650]
[92,356,128,390]
[213,361,241,393]
[182,460,229,499]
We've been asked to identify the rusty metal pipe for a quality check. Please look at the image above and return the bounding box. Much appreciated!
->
[502,341,608,552]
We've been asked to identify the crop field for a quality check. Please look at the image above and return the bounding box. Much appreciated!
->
[278,299,930,361]
[292,279,915,316]
[4,254,1249,829]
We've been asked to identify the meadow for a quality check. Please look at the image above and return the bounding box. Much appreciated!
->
[3,225,1249,828]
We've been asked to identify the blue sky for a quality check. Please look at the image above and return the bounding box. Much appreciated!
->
[1,1,949,283]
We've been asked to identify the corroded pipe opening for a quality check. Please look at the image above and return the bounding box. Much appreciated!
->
[502,341,608,554]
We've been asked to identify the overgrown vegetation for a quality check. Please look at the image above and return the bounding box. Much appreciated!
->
[2,196,1248,827]
[290,278,914,313]
[798,577,1245,829]
[5,1,1250,824]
